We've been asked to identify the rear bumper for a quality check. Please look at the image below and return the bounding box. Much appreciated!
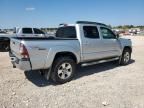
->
[11,57,31,71]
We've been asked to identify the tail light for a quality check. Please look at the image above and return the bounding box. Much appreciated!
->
[20,43,29,58]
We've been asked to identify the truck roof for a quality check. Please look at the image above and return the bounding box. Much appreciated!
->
[59,21,108,27]
[76,21,107,26]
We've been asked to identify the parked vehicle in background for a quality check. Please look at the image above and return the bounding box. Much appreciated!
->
[0,30,12,51]
[0,36,10,51]
[0,27,50,52]
[9,21,132,84]
[137,31,144,36]
[14,27,48,37]
[0,31,7,34]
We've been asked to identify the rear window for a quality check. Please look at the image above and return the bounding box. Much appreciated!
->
[56,26,76,38]
[22,28,33,34]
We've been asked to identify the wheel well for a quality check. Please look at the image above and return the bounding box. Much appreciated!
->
[124,46,132,53]
[54,52,77,63]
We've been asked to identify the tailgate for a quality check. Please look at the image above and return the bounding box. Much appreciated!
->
[10,38,22,59]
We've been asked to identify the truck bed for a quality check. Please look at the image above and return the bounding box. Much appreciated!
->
[10,37,80,70]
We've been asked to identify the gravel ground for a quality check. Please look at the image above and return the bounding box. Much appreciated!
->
[0,36,144,108]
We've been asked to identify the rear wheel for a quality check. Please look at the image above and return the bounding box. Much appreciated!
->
[120,49,131,65]
[51,57,76,84]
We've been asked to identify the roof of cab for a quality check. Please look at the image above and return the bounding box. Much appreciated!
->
[59,21,109,28]
[76,21,107,26]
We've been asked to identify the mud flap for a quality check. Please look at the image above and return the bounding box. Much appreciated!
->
[40,66,52,80]
[119,55,122,64]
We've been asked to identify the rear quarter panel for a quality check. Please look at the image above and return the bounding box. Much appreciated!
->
[10,38,22,59]
[24,40,80,70]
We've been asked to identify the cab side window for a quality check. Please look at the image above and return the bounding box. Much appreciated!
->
[83,26,99,39]
[100,27,116,39]
[56,26,76,38]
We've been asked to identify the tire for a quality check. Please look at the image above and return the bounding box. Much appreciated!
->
[51,57,76,84]
[120,48,131,65]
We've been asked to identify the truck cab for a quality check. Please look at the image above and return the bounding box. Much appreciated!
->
[76,21,122,62]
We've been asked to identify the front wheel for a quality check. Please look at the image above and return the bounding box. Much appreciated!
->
[51,57,76,84]
[120,49,131,65]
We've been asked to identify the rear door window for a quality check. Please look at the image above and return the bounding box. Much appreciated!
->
[22,28,33,34]
[83,26,99,39]
[56,26,76,38]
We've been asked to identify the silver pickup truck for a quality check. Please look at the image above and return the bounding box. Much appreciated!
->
[9,21,132,84]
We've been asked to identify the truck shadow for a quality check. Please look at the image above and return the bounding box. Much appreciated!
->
[0,50,8,52]
[24,71,54,87]
[74,59,135,80]
[24,59,135,87]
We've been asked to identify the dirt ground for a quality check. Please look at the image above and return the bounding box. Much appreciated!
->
[0,36,144,108]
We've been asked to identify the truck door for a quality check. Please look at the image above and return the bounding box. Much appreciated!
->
[81,25,106,61]
[99,27,121,57]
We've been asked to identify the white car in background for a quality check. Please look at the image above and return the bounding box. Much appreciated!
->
[0,27,49,51]
[15,27,48,37]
